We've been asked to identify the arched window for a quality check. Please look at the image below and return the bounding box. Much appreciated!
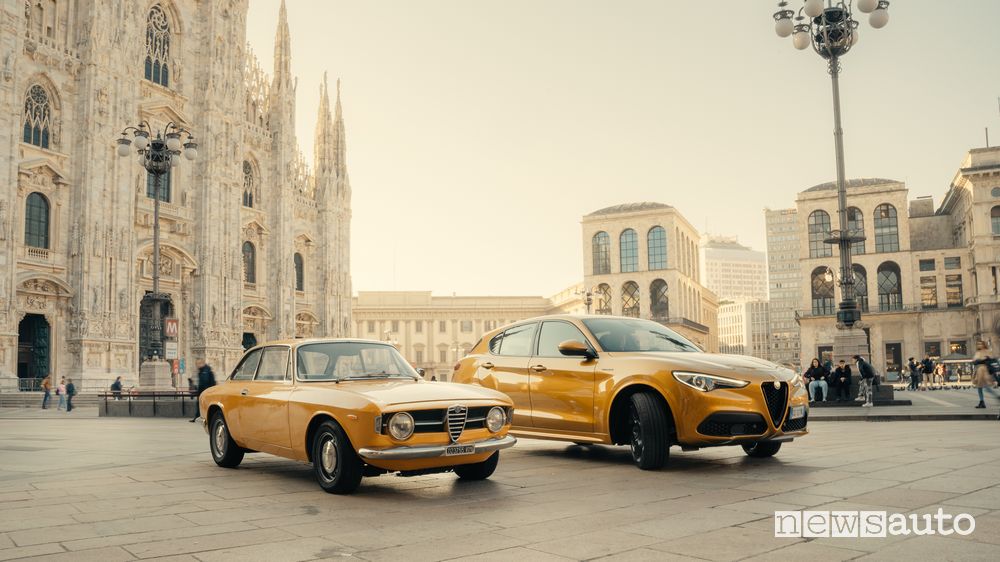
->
[620,229,638,273]
[621,281,639,317]
[852,264,869,312]
[874,204,900,252]
[595,283,612,314]
[146,169,171,202]
[294,252,304,291]
[808,210,833,258]
[991,206,1000,236]
[242,161,255,208]
[811,267,835,316]
[877,261,902,311]
[22,84,52,149]
[144,5,171,87]
[650,279,668,319]
[847,207,865,255]
[242,242,256,284]
[648,226,667,270]
[24,192,49,249]
[592,232,610,275]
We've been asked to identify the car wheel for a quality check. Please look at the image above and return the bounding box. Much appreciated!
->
[629,392,671,470]
[312,420,363,494]
[742,441,782,458]
[209,412,244,468]
[454,451,499,480]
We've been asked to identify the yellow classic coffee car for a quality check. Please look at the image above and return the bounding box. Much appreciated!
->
[198,339,515,494]
[452,315,808,470]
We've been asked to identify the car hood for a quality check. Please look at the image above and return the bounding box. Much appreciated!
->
[309,379,509,407]
[611,352,796,382]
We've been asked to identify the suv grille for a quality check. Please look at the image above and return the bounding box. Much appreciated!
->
[761,382,788,427]
[781,411,807,432]
[447,405,468,442]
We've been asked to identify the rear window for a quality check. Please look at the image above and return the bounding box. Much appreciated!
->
[489,333,503,354]
[231,349,262,380]
[498,323,537,357]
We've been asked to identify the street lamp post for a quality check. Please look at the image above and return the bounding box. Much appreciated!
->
[116,122,198,361]
[773,0,889,329]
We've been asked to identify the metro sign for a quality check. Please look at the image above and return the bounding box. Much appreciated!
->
[164,317,179,339]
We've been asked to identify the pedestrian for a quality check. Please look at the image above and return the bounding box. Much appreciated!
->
[40,375,52,409]
[110,376,123,400]
[805,358,829,403]
[971,341,1000,412]
[920,354,934,390]
[56,377,67,410]
[907,357,921,391]
[833,360,852,401]
[190,359,216,423]
[933,363,946,387]
[854,355,876,407]
[65,378,76,412]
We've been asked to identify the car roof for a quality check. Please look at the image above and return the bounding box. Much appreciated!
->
[245,337,394,351]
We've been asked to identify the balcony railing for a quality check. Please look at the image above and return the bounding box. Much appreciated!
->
[25,247,50,261]
[795,303,966,320]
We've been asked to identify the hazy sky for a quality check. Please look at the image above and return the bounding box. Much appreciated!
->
[246,0,1000,297]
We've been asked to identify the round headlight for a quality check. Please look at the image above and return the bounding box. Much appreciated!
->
[388,412,414,440]
[486,406,506,433]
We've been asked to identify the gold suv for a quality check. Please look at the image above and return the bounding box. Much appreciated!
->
[452,315,808,469]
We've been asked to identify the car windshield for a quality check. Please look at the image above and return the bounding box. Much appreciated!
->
[296,342,419,381]
[582,318,701,353]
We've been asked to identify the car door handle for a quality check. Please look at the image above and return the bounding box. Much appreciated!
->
[240,389,249,396]
[531,365,547,372]
[481,362,494,370]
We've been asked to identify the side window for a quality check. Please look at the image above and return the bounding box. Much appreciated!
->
[231,349,262,380]
[536,321,591,357]
[498,323,537,357]
[489,333,503,354]
[255,347,290,381]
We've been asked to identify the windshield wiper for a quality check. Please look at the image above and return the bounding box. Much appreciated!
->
[650,332,698,351]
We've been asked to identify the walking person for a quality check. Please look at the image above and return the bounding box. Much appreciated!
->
[805,358,829,403]
[110,376,123,400]
[56,377,67,410]
[920,354,934,390]
[972,341,1000,413]
[40,375,52,409]
[854,355,876,407]
[65,378,76,412]
[189,359,216,423]
[933,364,946,388]
[833,360,852,401]
[907,357,921,391]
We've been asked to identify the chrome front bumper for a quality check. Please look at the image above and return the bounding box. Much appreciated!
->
[357,435,516,460]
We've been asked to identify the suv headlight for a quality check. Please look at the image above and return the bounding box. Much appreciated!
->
[388,412,414,440]
[486,406,506,433]
[673,371,749,392]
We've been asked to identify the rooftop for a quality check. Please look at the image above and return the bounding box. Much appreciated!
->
[586,202,673,217]
[803,178,902,193]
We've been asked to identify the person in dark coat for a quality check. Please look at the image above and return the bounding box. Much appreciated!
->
[189,359,216,422]
[907,358,921,391]
[65,378,77,412]
[854,355,876,407]
[920,355,935,390]
[832,360,852,401]
[804,358,828,403]
[110,376,123,400]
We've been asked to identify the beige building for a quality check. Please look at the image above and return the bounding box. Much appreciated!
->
[718,300,770,359]
[796,147,1000,378]
[582,203,719,352]
[351,290,580,381]
[1,2,352,391]
[765,207,801,367]
[701,235,768,301]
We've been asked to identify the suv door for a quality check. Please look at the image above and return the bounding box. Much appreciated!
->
[240,346,293,450]
[528,320,597,433]
[478,323,536,428]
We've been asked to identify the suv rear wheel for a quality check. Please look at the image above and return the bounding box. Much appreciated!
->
[628,392,671,470]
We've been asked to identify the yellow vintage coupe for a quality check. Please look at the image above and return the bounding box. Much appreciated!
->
[199,339,515,494]
[452,315,808,470]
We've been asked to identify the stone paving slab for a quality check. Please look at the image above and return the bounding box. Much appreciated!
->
[0,417,998,560]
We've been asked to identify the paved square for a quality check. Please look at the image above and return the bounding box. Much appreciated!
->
[1,415,998,561]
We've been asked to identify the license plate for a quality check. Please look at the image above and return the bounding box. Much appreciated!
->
[790,406,805,420]
[445,444,475,456]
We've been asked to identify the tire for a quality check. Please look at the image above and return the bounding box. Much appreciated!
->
[628,392,671,470]
[454,451,499,480]
[742,441,782,458]
[311,420,363,494]
[209,412,244,468]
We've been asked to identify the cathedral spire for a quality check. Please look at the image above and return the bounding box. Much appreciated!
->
[333,78,347,174]
[314,73,334,179]
[273,0,292,88]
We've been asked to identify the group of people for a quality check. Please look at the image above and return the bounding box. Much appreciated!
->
[803,355,879,407]
[39,375,76,412]
[903,355,949,390]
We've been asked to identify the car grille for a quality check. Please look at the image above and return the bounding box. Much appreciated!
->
[697,418,768,437]
[781,410,808,432]
[761,382,788,427]
[408,406,492,434]
[447,405,468,442]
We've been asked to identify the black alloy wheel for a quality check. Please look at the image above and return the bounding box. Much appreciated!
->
[628,392,671,470]
[209,412,244,468]
[311,420,363,494]
[742,441,782,458]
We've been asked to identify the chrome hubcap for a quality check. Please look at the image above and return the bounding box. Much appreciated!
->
[214,423,226,454]
[321,438,337,475]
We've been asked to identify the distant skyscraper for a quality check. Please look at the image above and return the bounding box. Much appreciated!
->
[765,208,801,367]
[718,300,770,359]
[701,235,768,301]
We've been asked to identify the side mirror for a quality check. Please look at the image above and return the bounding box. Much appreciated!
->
[558,340,596,359]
